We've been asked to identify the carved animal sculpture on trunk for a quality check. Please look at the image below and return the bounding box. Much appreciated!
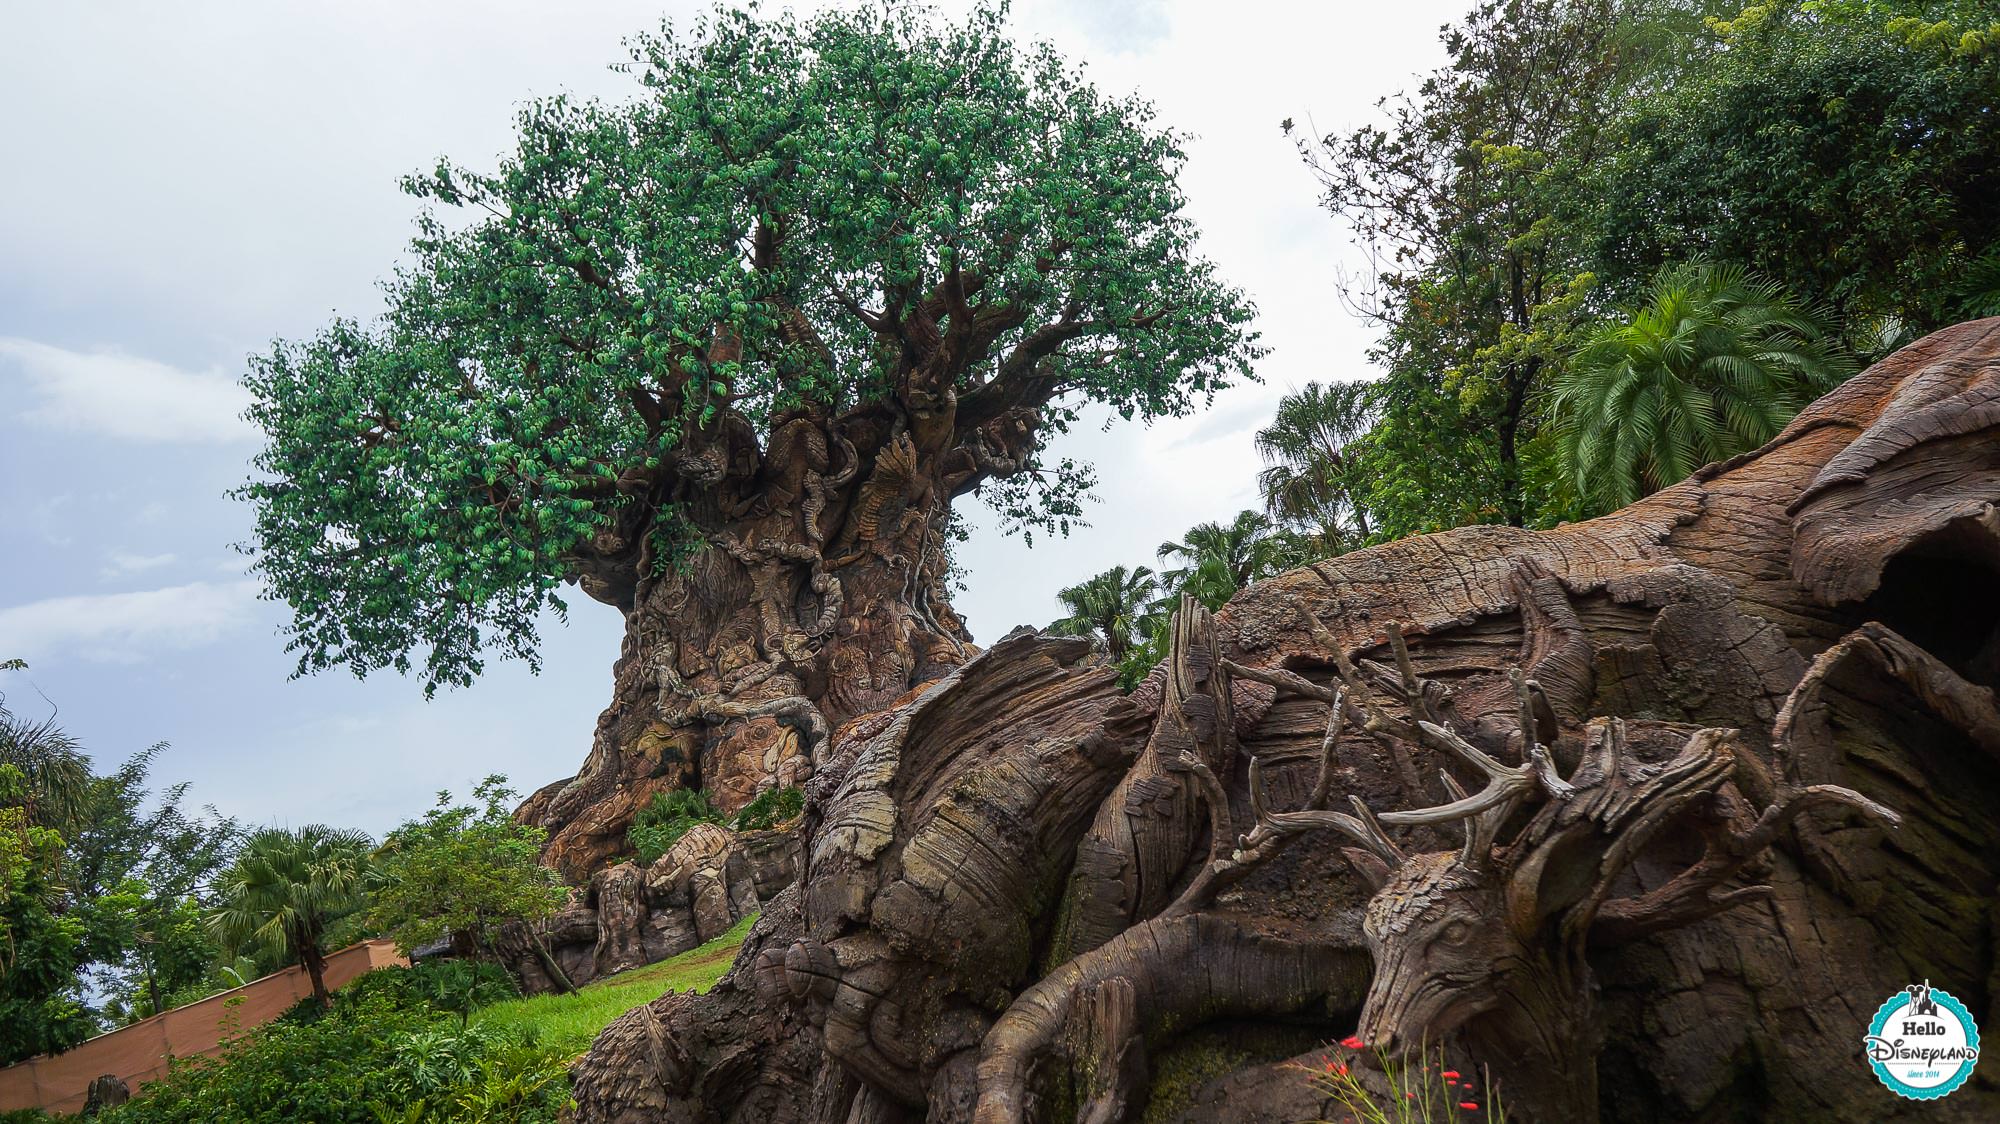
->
[974,608,1899,1124]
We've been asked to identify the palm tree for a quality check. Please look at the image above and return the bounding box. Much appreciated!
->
[208,825,372,1009]
[1550,262,1855,512]
[1048,566,1158,660]
[1254,379,1378,553]
[0,706,93,836]
[1156,510,1280,610]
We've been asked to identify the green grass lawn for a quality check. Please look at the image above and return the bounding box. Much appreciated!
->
[472,913,756,1056]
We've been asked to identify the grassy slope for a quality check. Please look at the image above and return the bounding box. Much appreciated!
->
[472,913,756,1056]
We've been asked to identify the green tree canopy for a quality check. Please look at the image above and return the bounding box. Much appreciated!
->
[367,776,569,990]
[240,1,1260,694]
[0,764,94,1064]
[1155,510,1282,603]
[1591,0,2000,348]
[1047,564,1158,661]
[209,825,373,1010]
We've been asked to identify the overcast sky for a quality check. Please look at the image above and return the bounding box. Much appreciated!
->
[0,0,1462,836]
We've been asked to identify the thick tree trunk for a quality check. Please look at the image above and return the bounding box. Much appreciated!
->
[522,418,977,881]
[565,320,2000,1123]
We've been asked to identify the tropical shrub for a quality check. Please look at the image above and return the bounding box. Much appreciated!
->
[627,789,726,865]
[94,992,428,1124]
[93,989,564,1124]
[731,787,805,833]
[341,959,520,1025]
[1549,262,1853,511]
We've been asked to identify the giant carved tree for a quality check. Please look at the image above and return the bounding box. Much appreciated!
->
[239,2,1259,876]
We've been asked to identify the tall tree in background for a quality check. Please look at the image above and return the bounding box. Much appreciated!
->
[238,1,1261,876]
[74,746,241,1024]
[368,776,573,994]
[1591,0,2000,351]
[1254,379,1378,553]
[0,710,91,839]
[1047,565,1157,662]
[0,673,238,1045]
[1290,0,1653,532]
[209,826,372,1010]
[1550,262,1855,511]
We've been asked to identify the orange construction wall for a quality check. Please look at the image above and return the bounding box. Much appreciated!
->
[0,939,407,1115]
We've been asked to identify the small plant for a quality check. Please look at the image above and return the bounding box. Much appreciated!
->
[628,789,725,865]
[1296,1037,1507,1124]
[731,786,804,833]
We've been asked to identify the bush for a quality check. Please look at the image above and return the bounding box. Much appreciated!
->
[343,959,520,1023]
[94,992,430,1124]
[731,786,804,833]
[367,1023,570,1124]
[627,789,725,865]
[93,986,564,1124]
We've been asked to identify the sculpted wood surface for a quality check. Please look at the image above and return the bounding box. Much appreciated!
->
[559,319,2000,1122]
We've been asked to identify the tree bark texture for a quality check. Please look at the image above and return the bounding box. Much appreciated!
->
[520,405,1017,879]
[562,319,2000,1122]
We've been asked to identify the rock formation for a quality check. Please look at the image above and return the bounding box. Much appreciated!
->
[499,822,796,993]
[561,319,2000,1122]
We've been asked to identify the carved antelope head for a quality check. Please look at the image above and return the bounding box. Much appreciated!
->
[1237,693,1897,1083]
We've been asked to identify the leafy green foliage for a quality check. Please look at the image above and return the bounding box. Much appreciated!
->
[731,786,805,833]
[367,1022,571,1124]
[239,0,1260,695]
[209,825,373,1006]
[1046,510,1297,690]
[91,987,567,1124]
[368,776,568,962]
[1591,0,2000,350]
[0,684,240,1057]
[1280,0,1986,538]
[1292,0,1648,530]
[69,742,242,1026]
[342,959,521,1022]
[92,991,420,1123]
[1550,262,1854,510]
[1155,511,1285,607]
[0,765,92,1065]
[624,783,807,861]
[628,789,726,865]
[0,709,91,838]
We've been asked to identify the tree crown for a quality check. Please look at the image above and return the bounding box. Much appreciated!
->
[240,1,1261,694]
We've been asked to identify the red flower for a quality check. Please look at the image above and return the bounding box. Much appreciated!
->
[1441,1070,1461,1079]
[1406,1092,1417,1099]
[1340,1035,1366,1050]
[1460,1103,1480,1111]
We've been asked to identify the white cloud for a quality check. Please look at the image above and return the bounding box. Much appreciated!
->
[0,580,262,663]
[101,551,178,579]
[0,337,254,443]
